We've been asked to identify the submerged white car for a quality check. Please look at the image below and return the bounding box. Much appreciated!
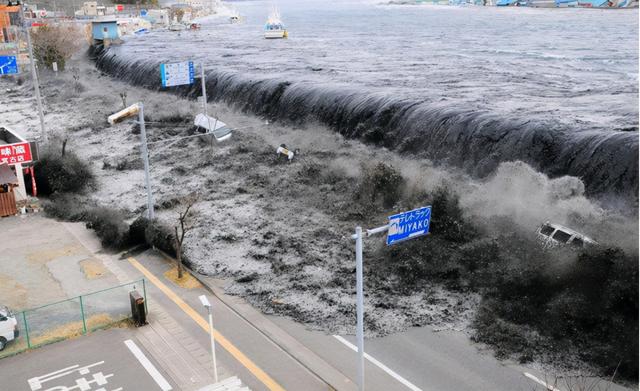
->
[0,306,18,351]
[536,222,597,249]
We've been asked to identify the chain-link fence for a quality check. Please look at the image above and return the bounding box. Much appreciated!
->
[0,279,146,359]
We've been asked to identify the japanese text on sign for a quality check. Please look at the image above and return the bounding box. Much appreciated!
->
[0,142,32,166]
[160,61,195,87]
[386,206,432,245]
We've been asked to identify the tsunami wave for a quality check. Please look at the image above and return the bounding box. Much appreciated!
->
[92,46,639,206]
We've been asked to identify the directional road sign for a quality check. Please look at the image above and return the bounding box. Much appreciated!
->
[386,206,431,245]
[160,61,195,87]
[0,55,18,75]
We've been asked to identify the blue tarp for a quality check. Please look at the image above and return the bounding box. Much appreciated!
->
[496,0,519,5]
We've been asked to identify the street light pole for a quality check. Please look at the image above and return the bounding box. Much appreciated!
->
[18,1,47,143]
[199,295,218,383]
[354,226,365,391]
[207,305,218,383]
[201,63,207,117]
[137,103,154,220]
[352,224,390,391]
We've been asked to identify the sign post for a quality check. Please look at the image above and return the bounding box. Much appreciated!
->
[351,206,432,391]
[200,63,207,117]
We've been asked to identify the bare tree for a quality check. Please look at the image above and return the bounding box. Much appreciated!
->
[174,195,198,279]
[31,25,84,71]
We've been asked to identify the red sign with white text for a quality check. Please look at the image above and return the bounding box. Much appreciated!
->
[116,4,124,11]
[0,142,33,165]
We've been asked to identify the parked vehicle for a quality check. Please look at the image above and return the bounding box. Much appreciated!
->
[0,306,18,351]
[536,221,597,249]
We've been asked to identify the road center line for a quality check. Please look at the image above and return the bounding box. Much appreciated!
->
[128,257,285,391]
[523,372,561,391]
[124,339,173,391]
[333,335,423,391]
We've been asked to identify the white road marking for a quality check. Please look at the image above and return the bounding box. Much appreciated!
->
[333,335,423,391]
[28,362,106,390]
[523,372,561,391]
[124,339,173,391]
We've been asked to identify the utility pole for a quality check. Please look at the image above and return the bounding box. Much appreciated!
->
[201,63,207,117]
[138,103,155,220]
[18,1,47,143]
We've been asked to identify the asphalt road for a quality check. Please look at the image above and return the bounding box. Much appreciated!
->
[268,315,635,391]
[0,328,175,391]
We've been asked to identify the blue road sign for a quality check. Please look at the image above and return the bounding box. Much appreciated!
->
[160,61,195,87]
[0,55,19,75]
[140,9,148,16]
[386,206,431,246]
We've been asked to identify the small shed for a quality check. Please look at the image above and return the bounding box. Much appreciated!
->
[91,20,120,45]
[0,163,18,217]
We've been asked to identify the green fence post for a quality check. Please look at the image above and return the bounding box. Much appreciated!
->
[22,311,31,349]
[142,278,148,314]
[79,295,87,334]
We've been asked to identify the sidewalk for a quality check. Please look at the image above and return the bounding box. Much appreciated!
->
[62,221,233,391]
[62,220,343,391]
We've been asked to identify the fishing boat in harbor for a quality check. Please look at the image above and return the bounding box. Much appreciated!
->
[264,8,287,39]
[168,23,187,31]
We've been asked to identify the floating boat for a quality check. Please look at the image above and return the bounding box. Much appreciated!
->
[496,0,527,5]
[194,114,233,142]
[168,23,187,31]
[526,0,557,7]
[264,8,287,39]
[229,11,245,23]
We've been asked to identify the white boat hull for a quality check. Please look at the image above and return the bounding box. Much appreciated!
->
[264,30,286,39]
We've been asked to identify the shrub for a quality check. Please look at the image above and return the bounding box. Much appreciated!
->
[428,186,476,242]
[144,220,177,258]
[85,207,130,249]
[31,25,84,71]
[129,216,150,245]
[34,147,94,196]
[43,193,90,221]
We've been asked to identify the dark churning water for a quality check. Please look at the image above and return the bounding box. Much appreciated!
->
[94,0,639,203]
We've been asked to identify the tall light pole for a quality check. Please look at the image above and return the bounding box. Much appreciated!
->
[18,0,47,143]
[199,295,218,383]
[137,103,154,220]
[107,103,155,219]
